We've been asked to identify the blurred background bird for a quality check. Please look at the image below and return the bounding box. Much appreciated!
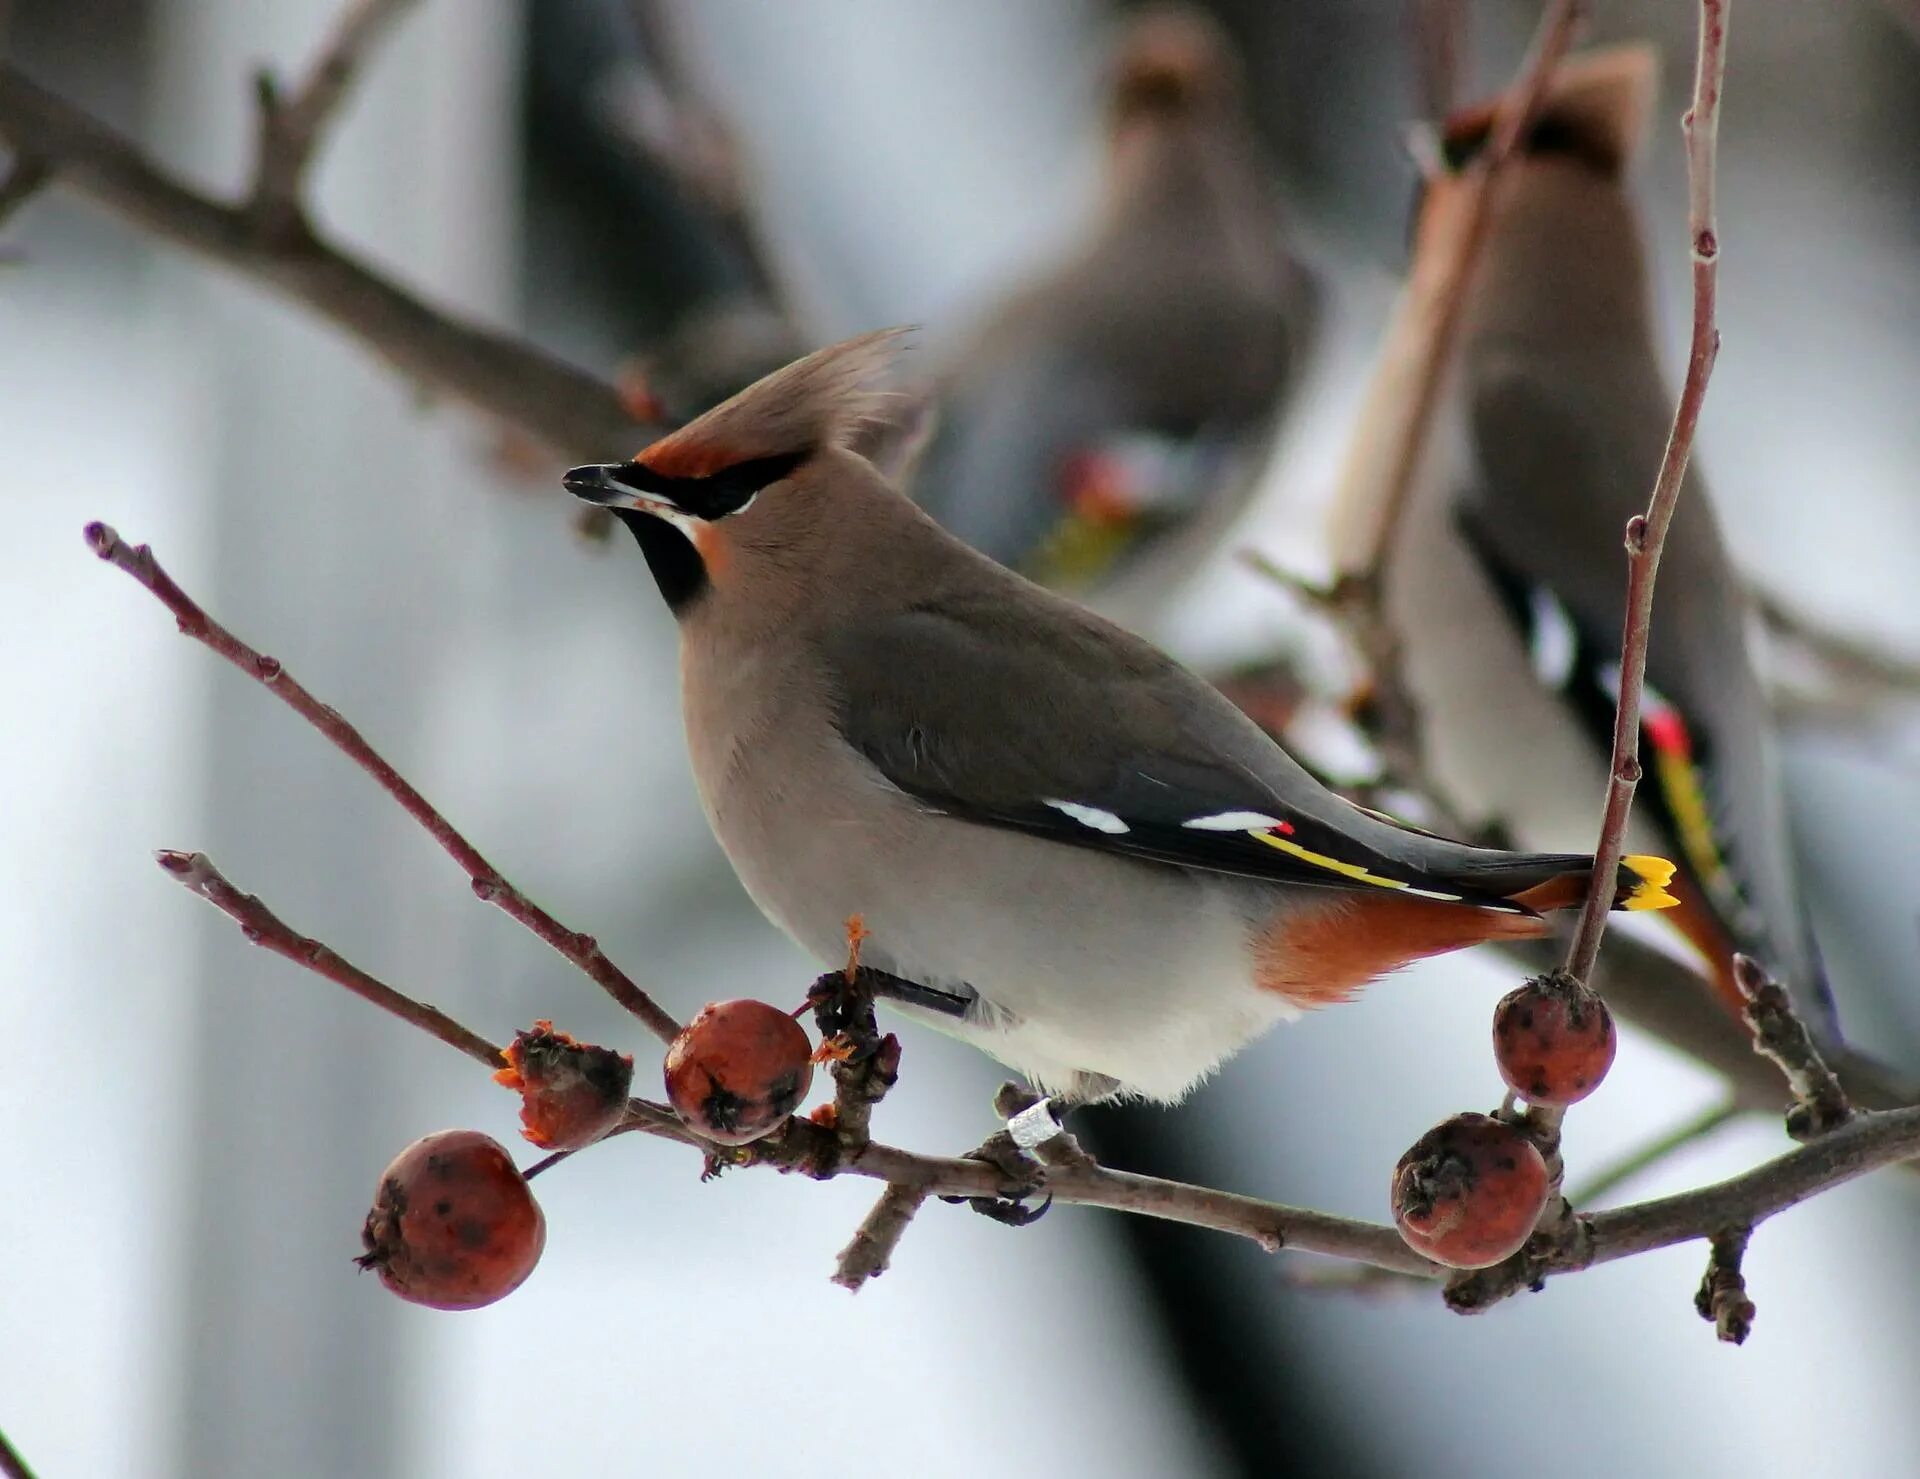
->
[909,4,1319,620]
[1328,46,1912,1109]
[9,2,1920,1477]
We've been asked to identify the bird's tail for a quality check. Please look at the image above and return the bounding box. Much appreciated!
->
[1506,854,1679,915]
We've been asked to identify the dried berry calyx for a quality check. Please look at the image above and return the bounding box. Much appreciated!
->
[1492,973,1617,1108]
[495,1019,634,1151]
[665,999,815,1146]
[358,1129,546,1310]
[1391,1112,1550,1270]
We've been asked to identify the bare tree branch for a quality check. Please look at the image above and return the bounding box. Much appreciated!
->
[1561,0,1729,990]
[0,64,648,455]
[165,821,1920,1296]
[833,1182,929,1292]
[85,522,683,1044]
[1757,585,1920,750]
[1693,1225,1756,1344]
[1327,0,1586,580]
[0,1425,37,1479]
[97,513,1920,1301]
[1733,954,1853,1139]
[250,0,420,230]
[1566,1096,1741,1207]
[155,847,505,1069]
[1450,0,1735,1312]
[1444,1101,1920,1314]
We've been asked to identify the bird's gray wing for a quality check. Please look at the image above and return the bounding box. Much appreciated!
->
[1458,348,1834,1027]
[820,590,1584,909]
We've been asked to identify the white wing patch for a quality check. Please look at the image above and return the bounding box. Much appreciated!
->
[1182,810,1285,831]
[1528,586,1579,690]
[1044,799,1130,835]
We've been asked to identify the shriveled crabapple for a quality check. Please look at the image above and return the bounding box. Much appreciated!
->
[1492,974,1617,1108]
[664,999,814,1145]
[494,1019,634,1151]
[1391,1113,1549,1270]
[357,1130,546,1310]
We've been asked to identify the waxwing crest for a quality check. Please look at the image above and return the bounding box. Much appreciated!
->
[1445,43,1658,178]
[633,328,914,481]
[1107,4,1240,120]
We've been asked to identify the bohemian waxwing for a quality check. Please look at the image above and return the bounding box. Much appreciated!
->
[1330,47,1900,1100]
[911,5,1317,604]
[564,330,1677,1104]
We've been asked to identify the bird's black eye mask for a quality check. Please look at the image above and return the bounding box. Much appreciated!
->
[601,449,809,521]
[1403,110,1624,258]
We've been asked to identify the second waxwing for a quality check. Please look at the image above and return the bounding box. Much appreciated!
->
[563,330,1679,1105]
[911,5,1318,609]
[1331,46,1909,1105]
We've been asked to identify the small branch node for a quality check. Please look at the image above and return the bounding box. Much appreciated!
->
[807,960,900,1161]
[832,1181,929,1292]
[1732,954,1853,1139]
[1694,1225,1756,1344]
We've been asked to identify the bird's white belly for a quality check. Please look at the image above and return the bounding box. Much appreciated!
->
[706,748,1296,1103]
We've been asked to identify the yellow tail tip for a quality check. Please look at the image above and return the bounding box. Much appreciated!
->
[1621,854,1680,911]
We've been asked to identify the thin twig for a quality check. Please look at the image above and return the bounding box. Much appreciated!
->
[1327,0,1585,580]
[86,522,682,1043]
[1317,1,1586,801]
[1445,1103,1920,1312]
[0,1426,36,1479]
[165,836,1920,1288]
[1732,954,1853,1139]
[832,1182,929,1292]
[1756,585,1920,742]
[1566,1096,1742,1207]
[1460,1,1732,1306]
[806,924,903,1159]
[154,848,504,1068]
[0,65,647,454]
[250,0,420,228]
[1694,1226,1756,1344]
[1562,0,1728,989]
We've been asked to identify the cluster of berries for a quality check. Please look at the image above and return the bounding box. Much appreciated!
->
[1391,975,1617,1268]
[358,1001,816,1309]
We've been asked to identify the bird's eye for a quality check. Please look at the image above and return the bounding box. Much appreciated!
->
[609,450,807,521]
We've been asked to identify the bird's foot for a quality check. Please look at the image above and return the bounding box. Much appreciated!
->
[944,1125,1052,1226]
[993,1082,1096,1170]
[940,1084,1094,1227]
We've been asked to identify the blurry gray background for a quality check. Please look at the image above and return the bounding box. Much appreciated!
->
[3,2,1918,1476]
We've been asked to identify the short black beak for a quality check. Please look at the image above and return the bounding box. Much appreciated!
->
[562,463,630,505]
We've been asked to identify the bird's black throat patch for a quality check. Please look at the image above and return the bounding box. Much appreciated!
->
[613,509,708,615]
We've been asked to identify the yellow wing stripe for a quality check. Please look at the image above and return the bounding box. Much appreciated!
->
[1653,749,1730,895]
[1247,829,1464,902]
[1621,854,1681,912]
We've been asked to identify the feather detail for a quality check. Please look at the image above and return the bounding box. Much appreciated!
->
[1441,44,1657,178]
[636,328,915,478]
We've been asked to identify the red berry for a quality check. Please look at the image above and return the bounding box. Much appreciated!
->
[1391,1113,1550,1269]
[1492,974,1616,1107]
[494,1019,634,1151]
[664,999,814,1145]
[357,1130,545,1310]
